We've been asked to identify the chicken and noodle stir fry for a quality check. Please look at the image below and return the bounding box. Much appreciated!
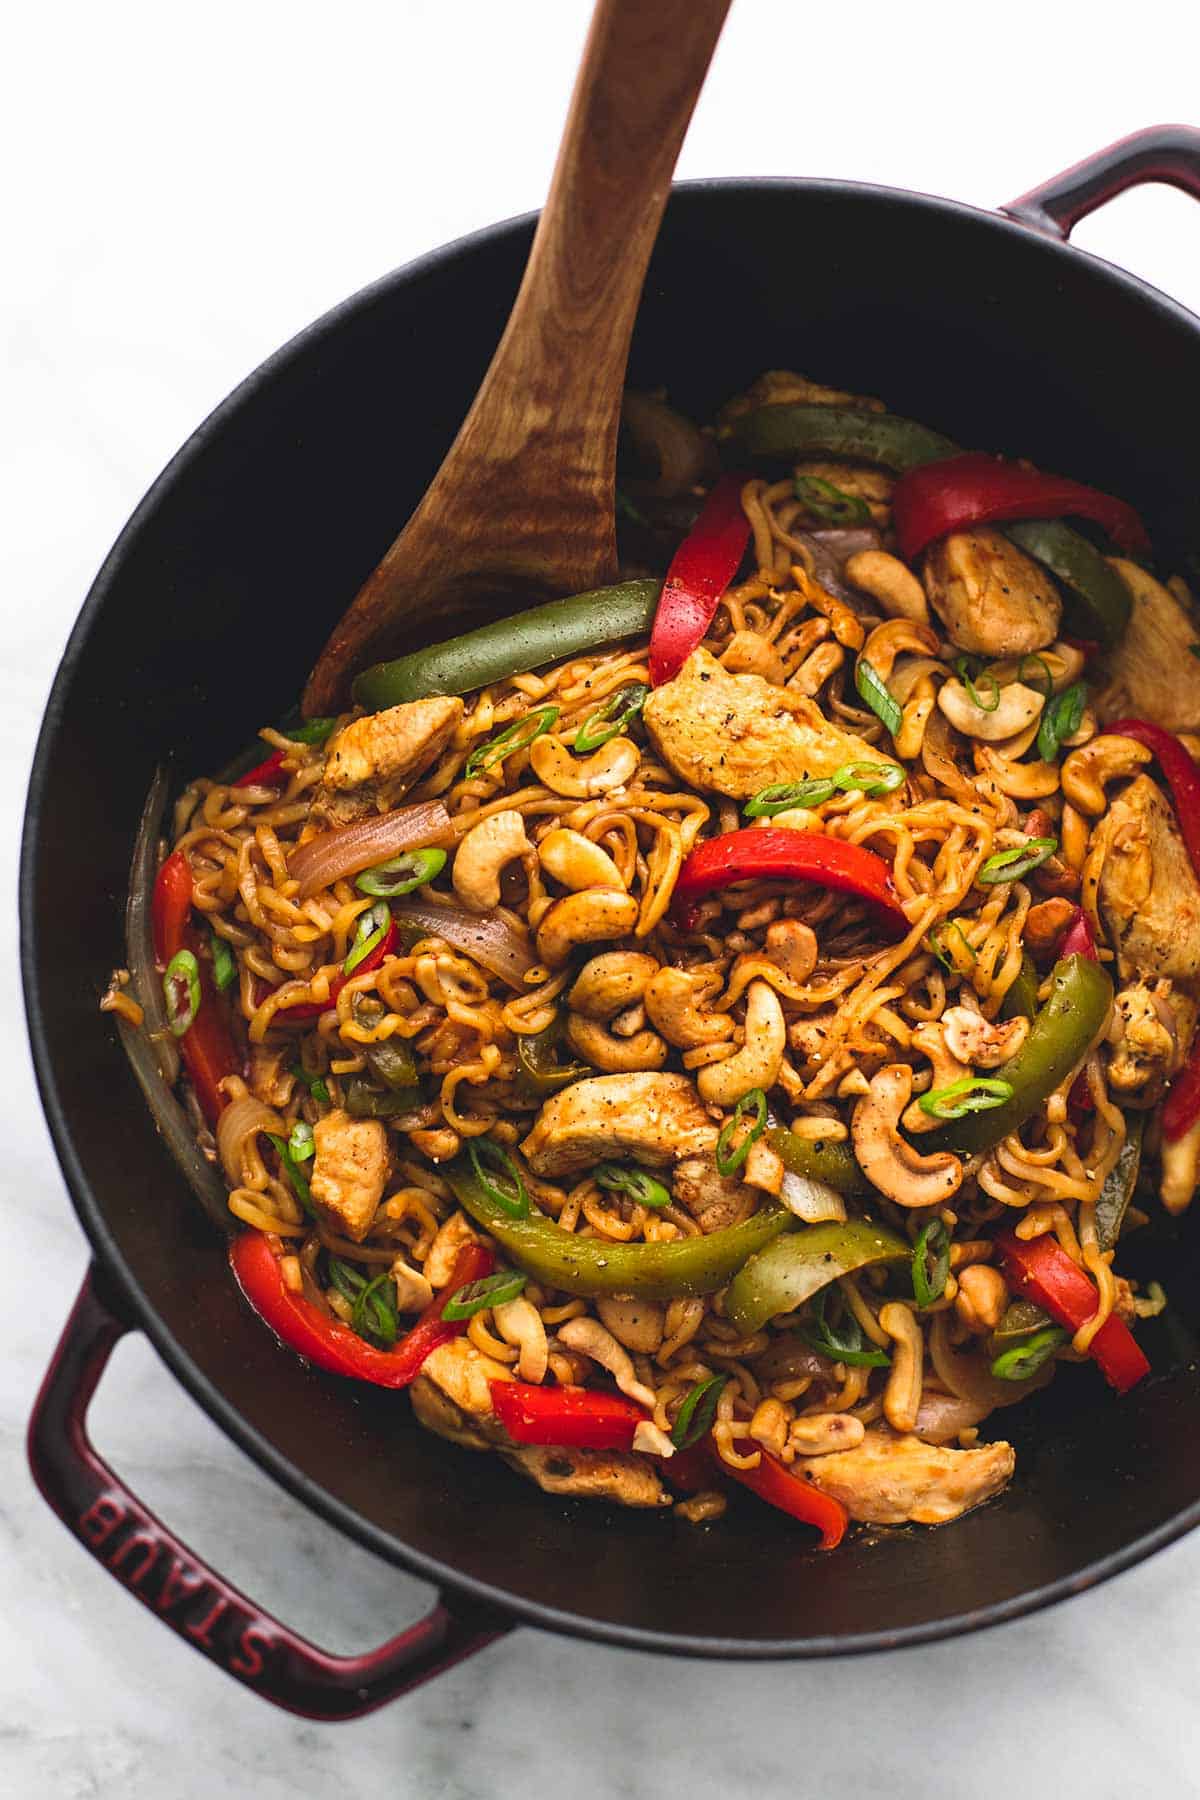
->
[107,369,1200,1544]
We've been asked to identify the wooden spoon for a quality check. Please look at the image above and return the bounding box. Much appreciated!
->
[303,0,733,714]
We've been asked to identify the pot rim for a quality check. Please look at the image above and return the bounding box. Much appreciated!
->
[22,173,1200,1659]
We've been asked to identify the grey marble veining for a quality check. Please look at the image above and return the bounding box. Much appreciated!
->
[8,1,1200,1792]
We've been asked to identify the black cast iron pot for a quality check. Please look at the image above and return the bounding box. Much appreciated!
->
[23,127,1200,1720]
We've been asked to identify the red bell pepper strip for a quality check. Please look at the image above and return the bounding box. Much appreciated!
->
[278,917,399,1023]
[720,1441,848,1549]
[151,848,241,1124]
[648,471,751,687]
[489,1381,649,1450]
[1105,719,1200,1139]
[233,747,288,789]
[230,1232,494,1386]
[1060,905,1097,962]
[671,826,907,936]
[892,452,1149,562]
[997,1231,1150,1395]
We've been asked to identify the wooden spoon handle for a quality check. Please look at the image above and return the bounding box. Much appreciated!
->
[435,0,733,553]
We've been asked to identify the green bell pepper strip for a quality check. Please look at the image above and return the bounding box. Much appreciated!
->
[443,1161,793,1300]
[727,405,957,471]
[364,1038,420,1090]
[344,1077,425,1120]
[725,1219,910,1337]
[999,953,1039,1023]
[515,1018,591,1099]
[353,580,661,709]
[990,1296,1052,1348]
[920,954,1113,1157]
[1004,520,1132,648]
[1094,1112,1144,1253]
[765,1127,869,1199]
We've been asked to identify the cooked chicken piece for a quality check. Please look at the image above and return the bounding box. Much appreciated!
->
[1095,774,1200,984]
[521,1072,717,1176]
[923,528,1061,656]
[309,1111,388,1241]
[505,1443,668,1507]
[313,697,464,825]
[718,369,884,428]
[1107,977,1192,1094]
[410,1339,667,1507]
[409,1338,513,1450]
[1094,561,1200,734]
[643,647,887,800]
[672,1154,759,1232]
[799,1426,1015,1525]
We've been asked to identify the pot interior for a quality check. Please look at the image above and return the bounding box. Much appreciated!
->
[24,181,1200,1652]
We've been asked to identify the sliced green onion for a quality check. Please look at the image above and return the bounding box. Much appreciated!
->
[801,1288,891,1368]
[954,656,1001,714]
[1036,682,1087,763]
[326,1258,399,1347]
[163,950,201,1037]
[926,920,976,972]
[356,847,447,899]
[266,1132,314,1214]
[855,658,902,736]
[745,777,836,816]
[343,901,391,975]
[594,1164,671,1210]
[442,1270,528,1321]
[670,1373,729,1450]
[464,705,560,778]
[467,1137,529,1218]
[615,488,648,528]
[793,473,871,527]
[210,931,237,993]
[1017,655,1055,703]
[574,683,648,753]
[288,1119,315,1163]
[911,1219,951,1308]
[744,760,905,819]
[990,1325,1069,1381]
[283,716,339,746]
[977,838,1058,885]
[715,1088,768,1177]
[917,1076,1014,1120]
[291,1064,331,1107]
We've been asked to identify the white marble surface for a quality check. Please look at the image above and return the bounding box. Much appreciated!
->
[7,2,1200,1792]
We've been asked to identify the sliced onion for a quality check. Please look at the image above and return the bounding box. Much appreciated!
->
[621,391,716,498]
[290,800,454,900]
[808,527,883,562]
[115,768,232,1233]
[216,1092,286,1187]
[391,899,535,988]
[928,1311,1052,1414]
[778,1168,847,1225]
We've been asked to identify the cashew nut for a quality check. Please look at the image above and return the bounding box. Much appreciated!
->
[1160,1112,1200,1215]
[902,1021,968,1135]
[937,678,1045,743]
[493,1296,549,1384]
[452,809,531,912]
[973,742,1062,800]
[643,966,734,1049]
[529,734,640,798]
[389,1253,434,1314]
[743,1138,784,1195]
[535,889,639,966]
[1062,733,1153,816]
[696,980,786,1105]
[851,1065,963,1207]
[880,1301,924,1433]
[565,1011,668,1072]
[788,641,844,697]
[941,1005,1029,1069]
[557,1316,657,1409]
[989,640,1086,693]
[631,1420,677,1459]
[954,1264,1008,1334]
[1023,896,1078,958]
[596,1295,665,1354]
[538,827,625,892]
[568,951,658,1020]
[860,617,940,681]
[748,1397,790,1458]
[788,1412,866,1455]
[844,549,929,625]
[720,630,786,684]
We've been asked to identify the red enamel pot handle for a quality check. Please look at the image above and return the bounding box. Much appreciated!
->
[27,1267,512,1720]
[1002,123,1200,238]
